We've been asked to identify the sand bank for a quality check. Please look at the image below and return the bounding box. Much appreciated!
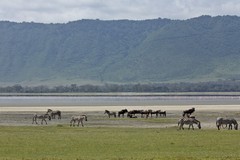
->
[1,105,240,112]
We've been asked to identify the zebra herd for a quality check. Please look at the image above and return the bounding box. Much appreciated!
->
[216,117,238,130]
[31,108,239,130]
[178,107,238,130]
[32,109,87,127]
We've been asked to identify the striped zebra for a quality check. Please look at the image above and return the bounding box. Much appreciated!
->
[70,115,88,127]
[32,113,51,125]
[216,117,238,130]
[46,109,61,119]
[178,117,201,130]
[104,110,116,118]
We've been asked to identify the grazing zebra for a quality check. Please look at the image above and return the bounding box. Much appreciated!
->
[104,110,116,118]
[178,117,201,130]
[216,117,238,130]
[70,115,88,127]
[46,109,61,119]
[32,113,51,125]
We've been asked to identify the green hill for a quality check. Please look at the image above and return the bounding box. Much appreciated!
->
[0,16,240,86]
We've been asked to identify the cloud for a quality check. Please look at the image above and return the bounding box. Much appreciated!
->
[0,0,240,23]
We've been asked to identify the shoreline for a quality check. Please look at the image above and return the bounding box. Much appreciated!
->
[1,105,240,112]
[1,92,240,97]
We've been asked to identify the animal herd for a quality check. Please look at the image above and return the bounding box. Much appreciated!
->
[31,107,239,130]
[32,109,87,127]
[105,109,167,118]
[178,107,238,130]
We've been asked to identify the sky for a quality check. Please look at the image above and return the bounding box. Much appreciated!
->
[0,0,240,23]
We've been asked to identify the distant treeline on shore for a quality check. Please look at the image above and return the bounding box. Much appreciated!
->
[0,80,240,93]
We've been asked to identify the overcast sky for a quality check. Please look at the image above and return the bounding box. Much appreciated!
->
[0,0,240,23]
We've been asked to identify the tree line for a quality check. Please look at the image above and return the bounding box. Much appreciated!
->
[0,80,240,93]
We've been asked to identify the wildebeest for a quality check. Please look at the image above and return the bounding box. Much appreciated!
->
[128,114,137,118]
[47,109,61,119]
[32,113,51,125]
[148,110,166,118]
[127,110,143,117]
[118,109,128,117]
[149,110,158,118]
[104,110,116,118]
[216,117,238,130]
[127,110,142,118]
[159,111,166,117]
[182,107,195,117]
[70,115,88,127]
[140,110,150,118]
[178,117,201,130]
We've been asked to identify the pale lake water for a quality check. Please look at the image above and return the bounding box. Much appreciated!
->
[0,95,240,107]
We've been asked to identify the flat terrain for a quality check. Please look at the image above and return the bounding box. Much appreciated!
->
[1,126,240,160]
[1,105,240,160]
[1,105,240,128]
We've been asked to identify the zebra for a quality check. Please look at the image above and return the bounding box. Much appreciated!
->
[46,109,61,119]
[70,115,88,127]
[104,110,117,118]
[178,117,201,130]
[32,113,51,125]
[216,117,238,130]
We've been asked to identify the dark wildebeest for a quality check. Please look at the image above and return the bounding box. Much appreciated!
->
[141,110,150,118]
[149,110,159,118]
[182,107,195,117]
[159,111,167,117]
[127,110,143,118]
[118,109,128,117]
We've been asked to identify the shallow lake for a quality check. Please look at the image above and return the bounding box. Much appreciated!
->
[0,95,240,107]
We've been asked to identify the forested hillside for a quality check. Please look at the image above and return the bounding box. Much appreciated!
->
[0,15,240,86]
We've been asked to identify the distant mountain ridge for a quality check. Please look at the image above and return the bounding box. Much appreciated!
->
[0,15,240,86]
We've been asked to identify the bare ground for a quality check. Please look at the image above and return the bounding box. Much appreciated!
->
[0,105,240,129]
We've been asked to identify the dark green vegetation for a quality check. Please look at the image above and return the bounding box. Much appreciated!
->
[0,126,240,160]
[1,80,240,93]
[1,15,240,85]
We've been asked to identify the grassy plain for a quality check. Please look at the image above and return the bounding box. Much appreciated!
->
[1,94,240,160]
[0,126,240,160]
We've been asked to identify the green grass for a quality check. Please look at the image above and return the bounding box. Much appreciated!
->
[0,126,240,160]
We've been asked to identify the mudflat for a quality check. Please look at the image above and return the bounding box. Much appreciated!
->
[1,104,240,112]
[1,105,240,128]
